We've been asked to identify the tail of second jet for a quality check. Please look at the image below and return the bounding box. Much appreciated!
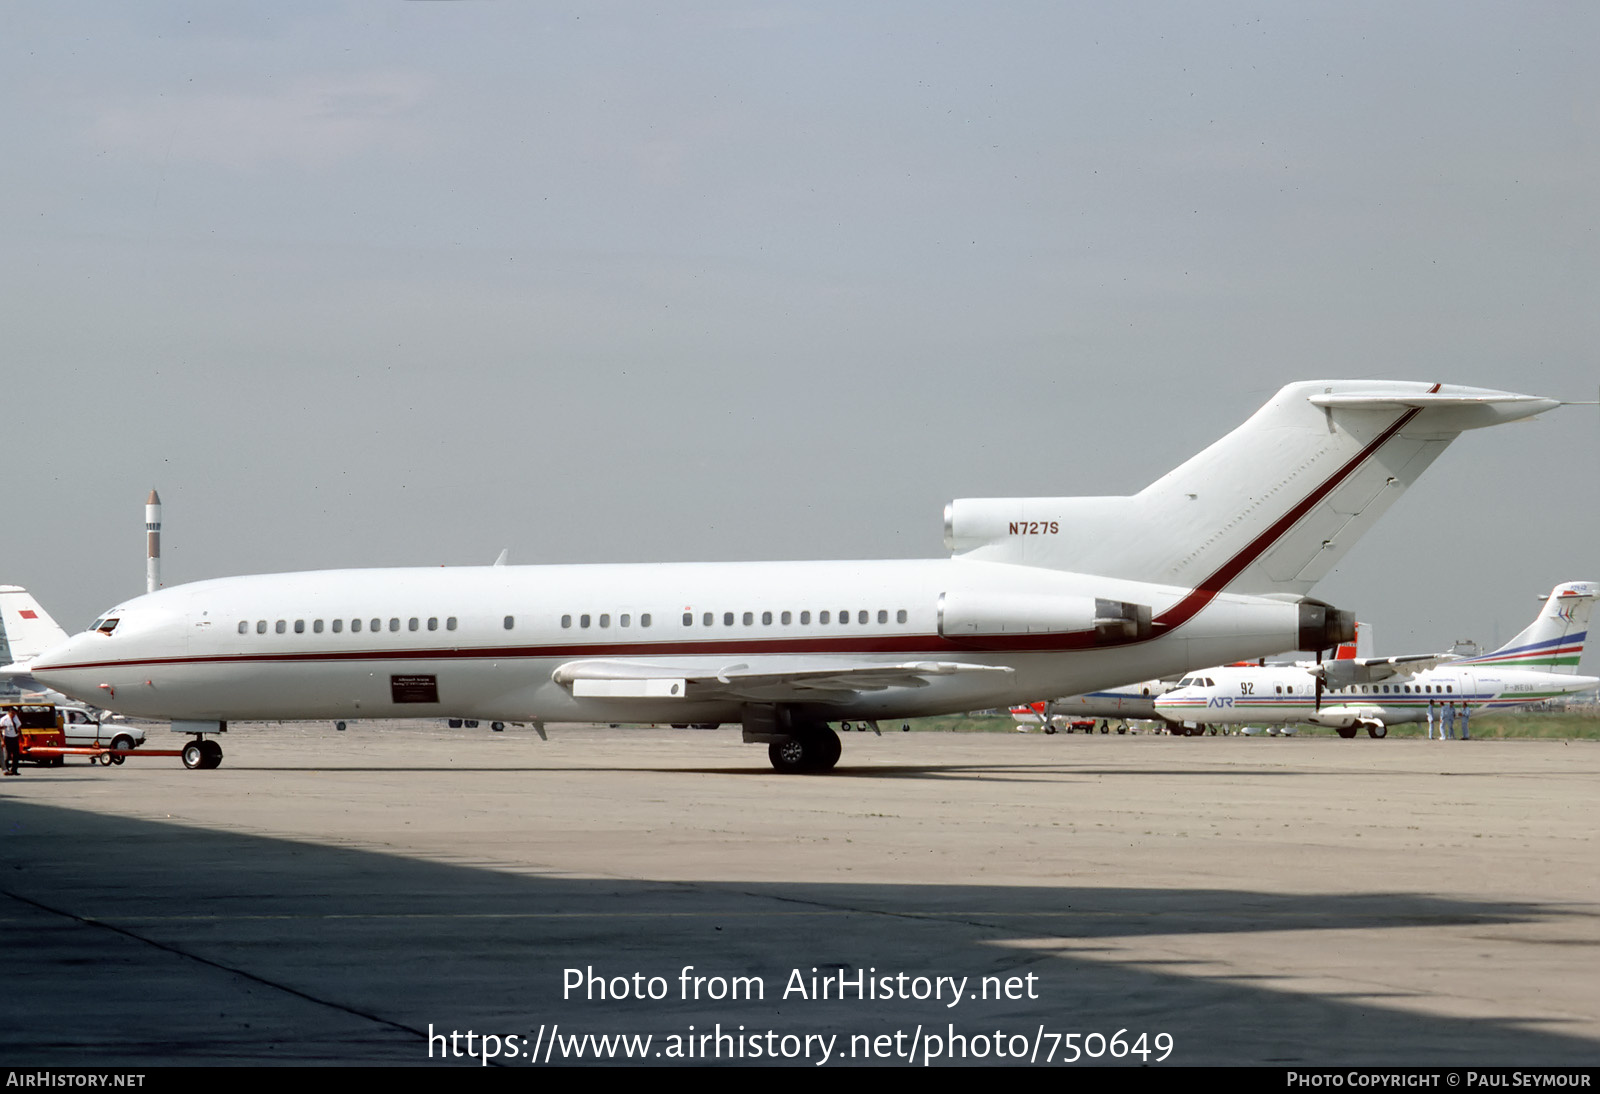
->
[1459,581,1596,674]
[0,586,71,668]
[945,381,1560,599]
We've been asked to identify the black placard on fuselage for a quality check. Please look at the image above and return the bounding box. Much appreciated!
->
[390,675,440,704]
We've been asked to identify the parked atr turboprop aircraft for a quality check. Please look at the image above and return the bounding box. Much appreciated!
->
[1153,581,1598,737]
[20,381,1565,773]
[1010,625,1368,733]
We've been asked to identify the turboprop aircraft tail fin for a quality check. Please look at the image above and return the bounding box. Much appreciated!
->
[945,381,1559,598]
[1460,581,1596,674]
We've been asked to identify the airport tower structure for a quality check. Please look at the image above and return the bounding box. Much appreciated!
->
[146,489,162,594]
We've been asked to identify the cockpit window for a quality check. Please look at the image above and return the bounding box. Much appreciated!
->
[96,618,120,636]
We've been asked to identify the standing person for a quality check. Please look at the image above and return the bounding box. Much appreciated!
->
[1427,699,1437,740]
[1,707,19,776]
[1459,702,1471,740]
[1442,701,1456,741]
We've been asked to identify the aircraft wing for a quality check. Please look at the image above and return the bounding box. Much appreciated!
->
[1317,654,1447,689]
[551,657,1014,704]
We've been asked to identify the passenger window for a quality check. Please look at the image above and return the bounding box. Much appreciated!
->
[724,612,734,626]
[839,610,849,624]
[801,611,811,625]
[563,615,573,628]
[620,614,630,627]
[409,618,419,631]
[447,617,457,631]
[389,618,400,632]
[352,619,363,633]
[237,621,248,634]
[313,620,324,633]
[702,612,713,626]
[275,620,286,634]
[781,611,791,625]
[641,613,651,627]
[599,614,610,628]
[877,610,887,624]
[859,611,869,624]
[743,612,753,626]
[897,610,907,624]
[370,618,380,633]
[580,615,590,628]
[333,619,343,633]
[683,613,693,627]
[505,616,515,630]
[294,620,305,634]
[762,611,772,625]
[819,611,830,624]
[428,617,438,631]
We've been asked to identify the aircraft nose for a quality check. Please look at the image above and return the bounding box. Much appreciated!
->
[26,634,82,677]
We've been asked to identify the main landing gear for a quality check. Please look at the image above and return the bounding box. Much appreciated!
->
[743,706,845,773]
[766,727,843,774]
[181,738,224,770]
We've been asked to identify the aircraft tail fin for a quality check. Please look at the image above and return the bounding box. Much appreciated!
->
[1333,622,1370,660]
[0,586,71,667]
[946,381,1559,598]
[1461,581,1596,674]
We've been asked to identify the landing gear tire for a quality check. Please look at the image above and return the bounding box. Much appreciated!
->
[1116,722,1129,735]
[767,727,842,774]
[1043,725,1057,735]
[1337,726,1358,739]
[491,721,505,732]
[335,721,347,732]
[200,740,223,769]
[1366,723,1388,739]
[182,742,205,770]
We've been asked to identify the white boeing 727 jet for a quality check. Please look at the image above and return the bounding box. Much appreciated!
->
[1154,582,1598,737]
[21,381,1565,772]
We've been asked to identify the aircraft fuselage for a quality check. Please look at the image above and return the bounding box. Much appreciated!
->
[33,558,1326,725]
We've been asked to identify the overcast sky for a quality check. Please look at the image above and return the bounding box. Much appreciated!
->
[3,2,1595,665]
